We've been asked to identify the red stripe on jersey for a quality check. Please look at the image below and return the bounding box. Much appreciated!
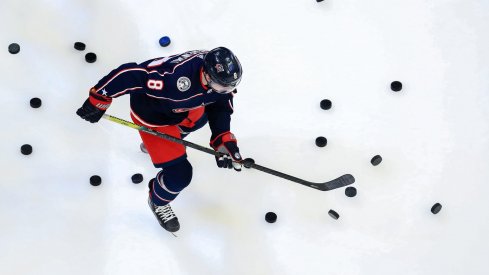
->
[199,67,208,90]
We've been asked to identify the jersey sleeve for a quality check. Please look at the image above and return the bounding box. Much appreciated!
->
[91,62,149,98]
[205,94,235,140]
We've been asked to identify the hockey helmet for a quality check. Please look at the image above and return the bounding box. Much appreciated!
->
[203,47,242,88]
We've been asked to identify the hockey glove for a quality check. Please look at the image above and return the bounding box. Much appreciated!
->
[76,91,112,123]
[210,131,243,171]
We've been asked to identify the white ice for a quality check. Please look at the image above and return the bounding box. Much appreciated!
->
[1,0,489,274]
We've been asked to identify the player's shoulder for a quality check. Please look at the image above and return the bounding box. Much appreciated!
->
[142,50,206,68]
[143,51,205,78]
[144,54,207,97]
[169,50,207,64]
[169,50,207,76]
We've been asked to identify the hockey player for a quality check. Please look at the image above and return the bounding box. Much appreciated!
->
[76,47,244,233]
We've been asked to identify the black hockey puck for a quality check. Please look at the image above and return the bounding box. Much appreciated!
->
[431,203,442,214]
[345,186,357,197]
[30,97,42,108]
[315,136,327,147]
[317,0,325,2]
[20,144,33,155]
[320,99,332,110]
[265,212,277,223]
[74,42,86,51]
[8,43,20,54]
[391,81,402,92]
[85,52,97,63]
[371,155,382,166]
[328,209,340,220]
[243,158,255,168]
[131,173,143,184]
[90,175,102,186]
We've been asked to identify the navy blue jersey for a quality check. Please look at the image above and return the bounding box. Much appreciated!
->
[91,50,235,138]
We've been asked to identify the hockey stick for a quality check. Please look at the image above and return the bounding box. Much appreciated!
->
[102,114,355,191]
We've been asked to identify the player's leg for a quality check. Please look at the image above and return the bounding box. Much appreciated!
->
[147,159,192,232]
[130,114,190,232]
[139,107,207,153]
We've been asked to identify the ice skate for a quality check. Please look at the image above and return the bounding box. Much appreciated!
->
[148,198,180,233]
[148,179,180,233]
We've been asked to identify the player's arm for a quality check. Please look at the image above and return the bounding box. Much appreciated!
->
[206,93,243,171]
[206,95,234,139]
[77,62,149,123]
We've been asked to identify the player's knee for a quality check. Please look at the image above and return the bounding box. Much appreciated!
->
[162,159,193,192]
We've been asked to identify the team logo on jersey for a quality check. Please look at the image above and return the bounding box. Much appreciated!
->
[177,77,191,92]
[215,64,224,73]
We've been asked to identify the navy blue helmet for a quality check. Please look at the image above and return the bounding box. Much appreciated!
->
[203,47,242,87]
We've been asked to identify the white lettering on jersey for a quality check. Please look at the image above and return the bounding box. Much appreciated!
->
[170,50,207,64]
[148,56,172,68]
[147,79,163,90]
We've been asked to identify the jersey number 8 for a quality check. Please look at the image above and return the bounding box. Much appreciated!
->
[147,79,163,90]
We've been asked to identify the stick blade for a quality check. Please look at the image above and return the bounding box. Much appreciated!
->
[315,174,355,191]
